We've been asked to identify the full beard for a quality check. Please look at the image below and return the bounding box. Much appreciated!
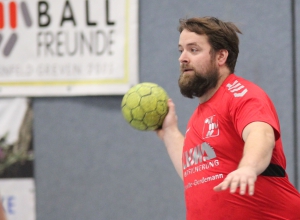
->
[178,63,220,99]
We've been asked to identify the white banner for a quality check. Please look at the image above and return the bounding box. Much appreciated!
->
[0,179,36,220]
[0,0,139,96]
[0,98,34,220]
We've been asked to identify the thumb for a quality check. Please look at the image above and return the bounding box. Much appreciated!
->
[167,99,176,114]
[167,99,178,121]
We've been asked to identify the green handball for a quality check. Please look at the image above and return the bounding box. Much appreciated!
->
[121,82,169,131]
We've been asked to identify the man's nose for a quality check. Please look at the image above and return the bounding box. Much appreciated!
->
[178,51,189,63]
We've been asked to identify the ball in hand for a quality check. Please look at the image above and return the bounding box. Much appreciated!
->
[121,82,169,131]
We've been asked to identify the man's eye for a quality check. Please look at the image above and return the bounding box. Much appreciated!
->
[178,50,183,54]
[191,48,198,52]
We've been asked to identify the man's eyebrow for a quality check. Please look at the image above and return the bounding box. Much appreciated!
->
[178,42,199,47]
[187,42,199,46]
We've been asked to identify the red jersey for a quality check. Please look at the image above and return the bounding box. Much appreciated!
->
[183,74,300,220]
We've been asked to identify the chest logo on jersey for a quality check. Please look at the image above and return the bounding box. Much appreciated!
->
[202,115,219,139]
[183,142,217,169]
[182,142,219,177]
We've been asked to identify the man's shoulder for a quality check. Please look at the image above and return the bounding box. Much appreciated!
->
[222,74,266,98]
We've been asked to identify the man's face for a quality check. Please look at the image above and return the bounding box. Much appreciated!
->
[178,29,220,98]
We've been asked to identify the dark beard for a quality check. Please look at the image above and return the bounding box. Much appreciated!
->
[178,63,219,99]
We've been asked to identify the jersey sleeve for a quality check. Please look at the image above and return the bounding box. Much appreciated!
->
[228,89,280,140]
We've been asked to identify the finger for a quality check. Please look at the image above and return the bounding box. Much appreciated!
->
[221,181,230,191]
[213,183,223,191]
[167,99,178,122]
[156,129,161,135]
[229,177,240,194]
[167,99,176,114]
[214,176,232,191]
[247,178,255,196]
[239,177,247,195]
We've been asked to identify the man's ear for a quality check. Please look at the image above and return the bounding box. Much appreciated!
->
[217,49,229,66]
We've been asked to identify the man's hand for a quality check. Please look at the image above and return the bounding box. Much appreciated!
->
[156,99,178,141]
[156,99,184,179]
[214,122,275,196]
[213,166,257,196]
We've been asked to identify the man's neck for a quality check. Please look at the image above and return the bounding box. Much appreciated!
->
[199,68,231,103]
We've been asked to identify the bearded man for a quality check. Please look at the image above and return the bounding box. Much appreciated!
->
[157,16,300,220]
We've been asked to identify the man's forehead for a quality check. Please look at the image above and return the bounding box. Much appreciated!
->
[178,31,209,46]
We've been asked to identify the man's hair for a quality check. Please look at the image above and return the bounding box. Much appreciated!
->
[178,16,242,73]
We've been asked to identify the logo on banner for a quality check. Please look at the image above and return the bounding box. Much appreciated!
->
[0,0,115,57]
[0,1,32,56]
[0,0,138,96]
[202,115,219,138]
